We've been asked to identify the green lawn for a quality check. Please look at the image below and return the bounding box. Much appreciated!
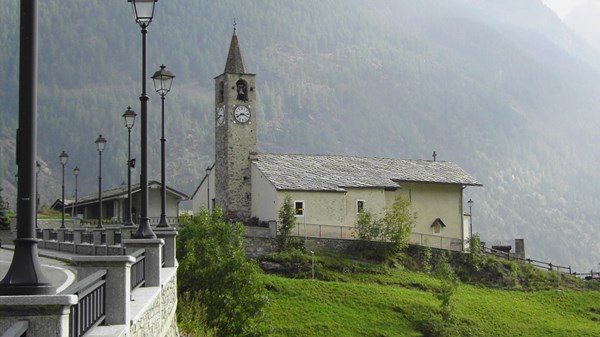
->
[260,266,600,336]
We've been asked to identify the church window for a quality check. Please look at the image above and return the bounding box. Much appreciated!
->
[294,200,305,217]
[356,200,365,213]
[236,79,248,101]
[218,81,225,103]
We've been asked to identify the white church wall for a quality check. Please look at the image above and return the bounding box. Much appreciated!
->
[251,165,279,222]
[343,188,387,227]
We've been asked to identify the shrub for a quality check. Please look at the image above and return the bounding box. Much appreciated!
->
[353,195,417,255]
[177,208,267,337]
[277,195,297,252]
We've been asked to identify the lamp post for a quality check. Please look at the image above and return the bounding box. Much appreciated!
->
[128,0,157,238]
[59,151,68,229]
[468,198,474,239]
[152,64,175,228]
[73,166,80,218]
[95,135,107,229]
[123,106,136,226]
[0,0,54,295]
[206,166,211,211]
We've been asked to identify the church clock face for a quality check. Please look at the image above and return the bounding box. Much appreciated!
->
[233,105,251,123]
[216,106,225,126]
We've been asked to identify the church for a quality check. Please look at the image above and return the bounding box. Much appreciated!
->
[191,30,482,251]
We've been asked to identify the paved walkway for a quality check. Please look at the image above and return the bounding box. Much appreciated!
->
[0,245,76,293]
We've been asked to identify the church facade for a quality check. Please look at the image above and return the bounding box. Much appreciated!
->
[192,30,482,250]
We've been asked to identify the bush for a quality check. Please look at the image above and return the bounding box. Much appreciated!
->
[177,208,267,337]
[277,195,297,252]
[353,195,417,255]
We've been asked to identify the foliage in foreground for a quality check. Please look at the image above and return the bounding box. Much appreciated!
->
[177,208,267,337]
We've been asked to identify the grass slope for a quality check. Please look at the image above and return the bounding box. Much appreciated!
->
[259,254,600,336]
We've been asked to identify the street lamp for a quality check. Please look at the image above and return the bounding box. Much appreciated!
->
[152,64,175,228]
[95,135,107,229]
[128,0,157,239]
[59,151,68,229]
[468,199,474,239]
[0,0,54,295]
[73,166,80,218]
[123,106,137,226]
[206,166,211,211]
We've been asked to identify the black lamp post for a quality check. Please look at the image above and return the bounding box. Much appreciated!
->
[95,135,107,229]
[73,166,80,218]
[123,106,136,226]
[0,0,54,295]
[206,166,211,211]
[152,64,175,228]
[128,0,157,239]
[59,151,68,229]
[468,198,474,239]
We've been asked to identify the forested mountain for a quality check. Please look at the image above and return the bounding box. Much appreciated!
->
[1,0,600,271]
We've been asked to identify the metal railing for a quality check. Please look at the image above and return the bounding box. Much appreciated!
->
[410,232,464,251]
[290,222,356,240]
[49,230,57,241]
[64,231,74,242]
[148,216,179,225]
[483,246,572,274]
[60,270,107,337]
[130,249,146,290]
[81,232,93,244]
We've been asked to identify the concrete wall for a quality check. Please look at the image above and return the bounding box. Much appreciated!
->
[251,165,278,222]
[249,181,465,243]
[397,183,464,240]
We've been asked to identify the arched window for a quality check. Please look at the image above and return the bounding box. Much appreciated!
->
[236,79,248,101]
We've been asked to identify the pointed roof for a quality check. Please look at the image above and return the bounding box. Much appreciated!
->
[224,29,245,73]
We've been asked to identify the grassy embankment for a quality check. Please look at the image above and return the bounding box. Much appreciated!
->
[258,252,600,336]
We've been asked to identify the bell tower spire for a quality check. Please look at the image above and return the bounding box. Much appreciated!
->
[224,20,245,74]
[213,27,257,221]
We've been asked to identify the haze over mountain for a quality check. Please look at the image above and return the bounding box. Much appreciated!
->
[1,0,599,271]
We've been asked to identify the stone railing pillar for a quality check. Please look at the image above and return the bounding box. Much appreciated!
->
[42,228,51,241]
[57,228,68,242]
[104,227,117,246]
[71,255,135,326]
[72,228,85,244]
[269,220,277,238]
[122,239,164,287]
[92,229,103,246]
[155,229,178,267]
[0,295,77,337]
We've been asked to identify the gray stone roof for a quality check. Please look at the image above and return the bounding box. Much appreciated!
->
[254,153,482,191]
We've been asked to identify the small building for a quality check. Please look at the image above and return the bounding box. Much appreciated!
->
[65,180,188,225]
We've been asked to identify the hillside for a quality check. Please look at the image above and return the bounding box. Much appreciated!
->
[1,0,600,270]
[239,251,600,336]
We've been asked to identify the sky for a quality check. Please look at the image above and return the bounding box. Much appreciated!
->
[541,0,589,18]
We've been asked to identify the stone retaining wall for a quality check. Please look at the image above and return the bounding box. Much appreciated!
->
[129,269,179,337]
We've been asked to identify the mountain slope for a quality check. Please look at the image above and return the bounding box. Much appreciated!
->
[1,0,600,270]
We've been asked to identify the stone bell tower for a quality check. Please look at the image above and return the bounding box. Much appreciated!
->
[213,28,257,220]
